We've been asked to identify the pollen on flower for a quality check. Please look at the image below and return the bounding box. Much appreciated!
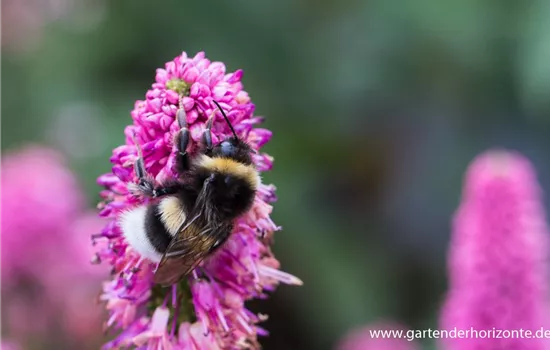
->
[95,51,300,349]
[166,78,191,96]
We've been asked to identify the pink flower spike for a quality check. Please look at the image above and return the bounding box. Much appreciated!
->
[95,51,300,349]
[439,150,550,350]
[1,146,107,349]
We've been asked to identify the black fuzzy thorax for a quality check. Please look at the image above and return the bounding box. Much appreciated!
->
[206,173,255,221]
[186,164,256,222]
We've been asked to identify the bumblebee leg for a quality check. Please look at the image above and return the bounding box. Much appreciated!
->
[201,112,215,156]
[131,136,179,198]
[130,135,156,197]
[174,104,191,174]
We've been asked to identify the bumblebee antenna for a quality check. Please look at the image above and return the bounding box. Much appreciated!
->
[212,100,238,139]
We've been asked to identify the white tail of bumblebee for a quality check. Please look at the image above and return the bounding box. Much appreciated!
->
[119,206,162,263]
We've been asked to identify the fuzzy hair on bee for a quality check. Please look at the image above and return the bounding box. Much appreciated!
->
[118,100,260,286]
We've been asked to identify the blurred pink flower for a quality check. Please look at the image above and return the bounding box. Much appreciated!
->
[1,0,73,52]
[1,146,83,284]
[337,322,419,350]
[439,150,550,349]
[1,145,107,348]
[1,340,21,350]
[96,51,301,349]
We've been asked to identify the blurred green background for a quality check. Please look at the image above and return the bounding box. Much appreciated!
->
[4,0,550,349]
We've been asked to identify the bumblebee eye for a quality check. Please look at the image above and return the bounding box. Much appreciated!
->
[220,140,235,157]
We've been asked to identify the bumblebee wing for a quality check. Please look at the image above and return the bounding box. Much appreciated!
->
[153,221,232,286]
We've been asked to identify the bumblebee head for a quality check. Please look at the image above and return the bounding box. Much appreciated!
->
[212,137,253,165]
[209,100,255,165]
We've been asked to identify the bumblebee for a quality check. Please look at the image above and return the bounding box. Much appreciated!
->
[119,101,259,286]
